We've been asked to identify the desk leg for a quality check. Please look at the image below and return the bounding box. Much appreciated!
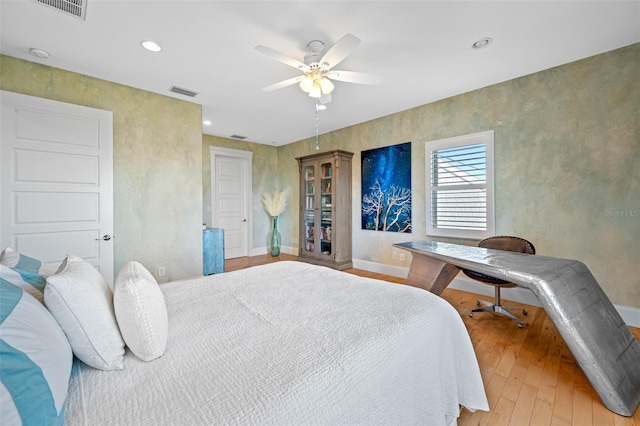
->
[406,255,459,295]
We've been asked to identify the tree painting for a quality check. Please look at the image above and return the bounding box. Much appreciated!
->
[361,142,412,232]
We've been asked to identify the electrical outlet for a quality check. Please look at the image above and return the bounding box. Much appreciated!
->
[399,253,405,262]
[158,267,166,277]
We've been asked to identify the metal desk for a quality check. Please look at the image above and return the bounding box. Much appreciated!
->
[394,240,640,417]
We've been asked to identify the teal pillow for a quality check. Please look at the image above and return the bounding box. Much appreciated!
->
[0,264,46,303]
[0,280,73,425]
[0,247,59,277]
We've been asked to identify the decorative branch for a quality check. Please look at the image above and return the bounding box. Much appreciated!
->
[261,189,289,216]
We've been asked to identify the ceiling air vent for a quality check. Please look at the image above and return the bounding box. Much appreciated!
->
[231,134,248,140]
[170,85,198,98]
[33,0,87,20]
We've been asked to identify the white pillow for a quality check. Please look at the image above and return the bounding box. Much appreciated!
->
[114,261,168,362]
[45,255,125,370]
[0,281,73,426]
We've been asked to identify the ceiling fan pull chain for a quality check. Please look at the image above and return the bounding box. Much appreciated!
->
[315,100,320,150]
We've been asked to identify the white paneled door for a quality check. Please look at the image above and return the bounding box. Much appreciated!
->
[210,147,252,259]
[0,91,114,283]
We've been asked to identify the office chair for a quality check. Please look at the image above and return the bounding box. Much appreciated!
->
[462,236,535,328]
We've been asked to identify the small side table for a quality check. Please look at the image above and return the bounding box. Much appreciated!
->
[203,228,224,275]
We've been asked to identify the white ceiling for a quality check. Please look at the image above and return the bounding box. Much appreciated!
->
[1,1,638,147]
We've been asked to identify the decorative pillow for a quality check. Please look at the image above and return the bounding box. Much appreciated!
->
[0,280,73,426]
[0,247,59,277]
[45,255,125,371]
[0,264,46,303]
[114,261,168,362]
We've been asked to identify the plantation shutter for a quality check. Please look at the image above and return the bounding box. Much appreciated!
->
[426,131,494,239]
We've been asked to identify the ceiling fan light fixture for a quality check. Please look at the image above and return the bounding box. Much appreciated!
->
[309,82,322,98]
[319,77,334,94]
[299,76,314,92]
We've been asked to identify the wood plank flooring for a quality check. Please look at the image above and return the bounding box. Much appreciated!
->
[225,254,640,425]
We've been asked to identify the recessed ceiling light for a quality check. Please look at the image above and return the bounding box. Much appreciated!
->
[29,48,50,59]
[141,40,162,52]
[472,37,493,49]
[203,120,212,126]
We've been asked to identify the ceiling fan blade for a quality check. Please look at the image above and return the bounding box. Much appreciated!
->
[255,45,309,71]
[261,75,305,92]
[326,70,382,85]
[320,33,361,69]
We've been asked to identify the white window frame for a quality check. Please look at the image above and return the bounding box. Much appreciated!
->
[426,130,495,240]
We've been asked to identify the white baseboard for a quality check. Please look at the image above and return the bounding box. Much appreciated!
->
[449,275,543,308]
[616,305,640,328]
[352,258,409,279]
[351,258,640,328]
[249,245,297,257]
[249,247,267,256]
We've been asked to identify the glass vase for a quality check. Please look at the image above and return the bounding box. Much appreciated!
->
[270,216,281,257]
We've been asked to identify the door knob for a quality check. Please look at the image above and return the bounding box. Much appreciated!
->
[95,234,113,241]
[241,219,247,222]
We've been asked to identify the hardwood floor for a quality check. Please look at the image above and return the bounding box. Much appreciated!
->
[225,254,640,425]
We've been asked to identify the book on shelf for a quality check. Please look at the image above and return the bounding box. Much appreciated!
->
[305,167,315,180]
[305,225,316,238]
[320,226,332,241]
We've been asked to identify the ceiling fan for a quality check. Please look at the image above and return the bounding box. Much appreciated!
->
[255,34,382,104]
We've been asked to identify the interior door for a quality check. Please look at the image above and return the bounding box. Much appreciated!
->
[210,147,253,259]
[0,91,114,283]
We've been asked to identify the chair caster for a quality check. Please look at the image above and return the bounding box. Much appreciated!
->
[523,309,528,316]
[469,312,474,318]
[476,300,481,306]
[518,323,524,329]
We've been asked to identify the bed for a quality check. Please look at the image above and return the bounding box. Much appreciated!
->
[1,253,488,426]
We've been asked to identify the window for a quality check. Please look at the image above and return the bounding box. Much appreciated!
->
[426,130,494,239]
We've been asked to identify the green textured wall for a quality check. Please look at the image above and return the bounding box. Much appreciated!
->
[0,55,203,282]
[277,43,639,308]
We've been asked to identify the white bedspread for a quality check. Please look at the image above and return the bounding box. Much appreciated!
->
[65,261,488,425]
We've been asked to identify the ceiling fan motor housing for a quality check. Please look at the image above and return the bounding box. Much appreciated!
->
[304,39,326,68]
[304,52,323,67]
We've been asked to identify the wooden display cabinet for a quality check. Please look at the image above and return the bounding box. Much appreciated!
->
[296,150,353,270]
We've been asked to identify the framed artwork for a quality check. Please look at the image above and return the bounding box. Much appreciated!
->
[361,142,412,232]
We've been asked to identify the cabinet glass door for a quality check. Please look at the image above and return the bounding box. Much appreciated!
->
[320,162,332,256]
[303,165,316,253]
